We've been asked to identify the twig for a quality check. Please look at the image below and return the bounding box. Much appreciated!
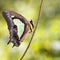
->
[20,0,43,60]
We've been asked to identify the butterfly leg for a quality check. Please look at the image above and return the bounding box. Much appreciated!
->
[7,40,11,45]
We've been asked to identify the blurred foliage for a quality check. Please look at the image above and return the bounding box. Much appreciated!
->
[0,0,60,60]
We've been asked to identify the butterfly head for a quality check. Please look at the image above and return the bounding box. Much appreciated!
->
[30,20,34,29]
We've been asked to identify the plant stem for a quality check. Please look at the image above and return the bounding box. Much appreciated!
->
[20,0,43,60]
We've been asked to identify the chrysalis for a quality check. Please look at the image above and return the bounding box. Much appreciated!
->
[2,10,34,47]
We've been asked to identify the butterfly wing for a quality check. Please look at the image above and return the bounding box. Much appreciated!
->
[2,10,32,47]
[2,11,15,30]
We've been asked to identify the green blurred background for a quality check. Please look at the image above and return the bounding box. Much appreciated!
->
[0,0,60,60]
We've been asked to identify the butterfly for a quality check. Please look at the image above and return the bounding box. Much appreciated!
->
[2,10,34,47]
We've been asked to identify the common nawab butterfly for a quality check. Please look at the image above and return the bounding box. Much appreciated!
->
[2,10,34,47]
